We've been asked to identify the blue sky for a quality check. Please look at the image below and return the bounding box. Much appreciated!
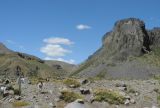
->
[0,0,160,64]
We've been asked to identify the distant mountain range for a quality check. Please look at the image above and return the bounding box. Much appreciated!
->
[0,42,76,79]
[71,18,160,79]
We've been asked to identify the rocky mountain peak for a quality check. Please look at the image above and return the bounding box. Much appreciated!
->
[102,18,150,60]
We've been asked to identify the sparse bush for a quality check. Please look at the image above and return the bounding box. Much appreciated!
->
[63,78,80,88]
[59,90,83,102]
[12,100,30,107]
[93,88,125,104]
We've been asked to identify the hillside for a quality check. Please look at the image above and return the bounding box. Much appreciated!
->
[71,18,160,79]
[0,43,75,79]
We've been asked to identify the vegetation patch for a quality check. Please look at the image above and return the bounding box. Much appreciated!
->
[59,90,83,102]
[63,78,80,88]
[139,48,160,67]
[12,100,30,107]
[93,88,125,104]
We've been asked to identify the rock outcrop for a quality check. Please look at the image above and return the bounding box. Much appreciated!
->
[72,18,160,79]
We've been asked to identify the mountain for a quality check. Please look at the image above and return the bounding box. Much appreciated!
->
[0,43,75,79]
[71,18,160,79]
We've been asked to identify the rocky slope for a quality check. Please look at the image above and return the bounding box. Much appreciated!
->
[0,43,75,79]
[72,18,160,79]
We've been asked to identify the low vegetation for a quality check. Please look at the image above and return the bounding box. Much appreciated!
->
[63,78,80,88]
[59,90,83,102]
[93,88,125,104]
[139,48,160,67]
[12,100,30,107]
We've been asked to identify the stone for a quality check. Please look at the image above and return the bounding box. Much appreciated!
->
[49,102,56,108]
[69,84,76,88]
[130,99,136,104]
[118,87,127,91]
[75,99,85,104]
[15,95,21,100]
[124,99,130,105]
[81,79,89,85]
[64,102,86,108]
[80,88,90,95]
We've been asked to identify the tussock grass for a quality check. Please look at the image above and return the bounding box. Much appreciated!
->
[12,100,30,107]
[93,88,125,104]
[63,78,80,88]
[60,90,83,102]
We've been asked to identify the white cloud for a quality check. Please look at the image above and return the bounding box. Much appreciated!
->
[44,57,75,64]
[76,24,91,30]
[40,44,71,57]
[43,37,74,45]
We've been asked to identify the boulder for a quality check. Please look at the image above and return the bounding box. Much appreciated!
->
[80,88,90,95]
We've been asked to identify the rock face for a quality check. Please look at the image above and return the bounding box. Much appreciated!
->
[72,18,160,79]
[102,18,150,60]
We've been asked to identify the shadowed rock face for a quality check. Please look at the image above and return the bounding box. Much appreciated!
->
[102,18,150,60]
[72,18,160,79]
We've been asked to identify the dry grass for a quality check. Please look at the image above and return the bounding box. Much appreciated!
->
[93,88,125,104]
[63,78,80,88]
[60,90,83,102]
[12,100,30,107]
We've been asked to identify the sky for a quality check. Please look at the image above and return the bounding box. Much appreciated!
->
[0,0,160,64]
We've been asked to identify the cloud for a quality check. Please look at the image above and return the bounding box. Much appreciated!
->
[43,37,74,45]
[76,24,91,30]
[40,44,71,57]
[44,57,75,64]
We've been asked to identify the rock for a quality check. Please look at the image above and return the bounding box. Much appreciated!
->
[115,82,127,87]
[49,102,56,108]
[130,99,136,104]
[14,95,21,100]
[69,84,76,88]
[135,92,139,96]
[45,96,49,100]
[125,95,131,100]
[75,99,85,104]
[33,95,36,98]
[118,87,127,91]
[8,90,14,95]
[64,101,92,108]
[124,99,130,105]
[81,79,89,85]
[9,98,15,103]
[80,88,90,95]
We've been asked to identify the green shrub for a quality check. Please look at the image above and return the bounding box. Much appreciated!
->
[93,88,125,104]
[60,90,83,102]
[63,78,80,88]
